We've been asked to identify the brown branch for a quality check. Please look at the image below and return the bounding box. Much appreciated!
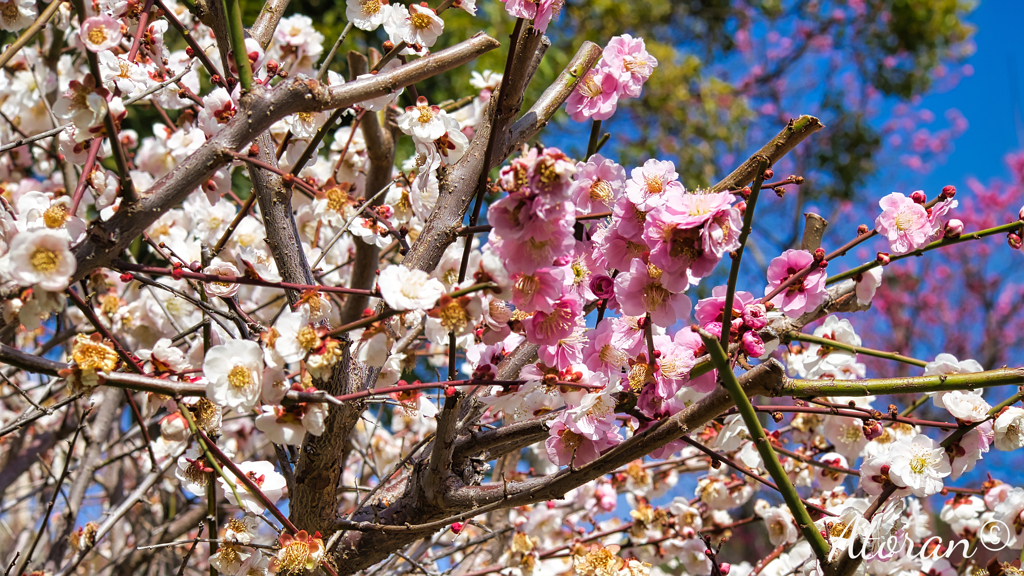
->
[67,34,500,286]
[710,115,823,192]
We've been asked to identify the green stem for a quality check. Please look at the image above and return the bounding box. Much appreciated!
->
[721,157,768,351]
[826,221,1023,285]
[586,119,602,160]
[224,0,253,92]
[785,331,927,368]
[784,368,1024,398]
[177,402,245,508]
[900,395,930,416]
[698,330,832,565]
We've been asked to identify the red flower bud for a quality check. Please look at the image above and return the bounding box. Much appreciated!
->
[248,144,259,156]
[942,185,956,198]
[171,268,185,280]
[119,273,133,283]
[1009,233,1022,250]
[720,563,732,576]
[762,168,774,180]
[876,252,891,265]
[910,190,927,204]
[450,522,464,534]
[813,248,825,261]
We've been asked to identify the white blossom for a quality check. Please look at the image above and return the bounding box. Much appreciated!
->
[887,434,950,497]
[378,264,445,311]
[7,229,76,291]
[994,406,1024,451]
[204,340,264,412]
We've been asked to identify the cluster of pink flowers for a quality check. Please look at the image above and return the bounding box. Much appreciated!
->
[875,189,958,255]
[566,35,659,122]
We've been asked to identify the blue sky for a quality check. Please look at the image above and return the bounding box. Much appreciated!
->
[918,1,1024,191]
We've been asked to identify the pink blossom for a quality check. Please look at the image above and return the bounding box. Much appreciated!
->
[565,66,620,122]
[570,154,626,214]
[673,328,716,392]
[602,34,658,98]
[875,192,931,254]
[643,191,740,289]
[545,410,621,467]
[624,159,684,210]
[694,286,755,328]
[613,259,691,327]
[522,294,582,346]
[765,249,827,317]
[593,227,648,272]
[927,197,959,241]
[583,319,629,374]
[610,195,648,242]
[510,267,566,313]
[741,331,765,357]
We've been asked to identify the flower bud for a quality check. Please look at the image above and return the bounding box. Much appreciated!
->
[720,563,732,576]
[590,275,615,299]
[813,248,825,261]
[704,322,723,339]
[742,303,768,330]
[119,273,133,283]
[857,224,869,235]
[450,522,464,535]
[876,252,891,265]
[1019,205,1024,222]
[942,185,956,198]
[735,201,747,214]
[910,190,927,204]
[944,219,964,239]
[1009,233,1022,250]
[738,186,751,199]
[762,168,774,180]
[266,59,279,76]
[862,419,883,440]
[742,331,765,357]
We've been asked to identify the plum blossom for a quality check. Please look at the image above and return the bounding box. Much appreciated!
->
[875,192,931,254]
[204,340,264,412]
[613,259,692,327]
[0,0,36,31]
[218,460,286,515]
[398,96,446,143]
[545,409,621,467]
[255,400,327,445]
[565,66,619,122]
[386,3,443,48]
[80,15,123,52]
[378,265,445,311]
[602,34,658,97]
[522,294,582,346]
[570,154,626,214]
[887,434,950,497]
[624,159,684,210]
[346,0,390,31]
[7,229,76,291]
[994,407,1024,451]
[765,249,827,317]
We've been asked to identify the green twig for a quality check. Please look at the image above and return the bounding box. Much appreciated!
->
[784,331,927,368]
[826,221,1023,285]
[721,157,768,352]
[223,0,253,91]
[698,329,832,565]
